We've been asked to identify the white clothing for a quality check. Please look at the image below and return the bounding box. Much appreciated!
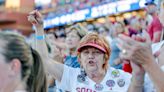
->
[151,41,164,54]
[58,65,131,92]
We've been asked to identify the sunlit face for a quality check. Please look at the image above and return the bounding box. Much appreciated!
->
[79,47,105,72]
[65,30,81,49]
[0,40,13,90]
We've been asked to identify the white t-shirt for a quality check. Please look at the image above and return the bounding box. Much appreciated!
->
[58,65,131,92]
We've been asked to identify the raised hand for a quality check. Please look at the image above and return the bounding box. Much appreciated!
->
[28,10,43,27]
[28,10,44,35]
[116,30,153,80]
[117,30,153,65]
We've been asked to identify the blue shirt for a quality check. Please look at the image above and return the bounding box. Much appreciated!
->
[64,55,80,68]
[109,39,122,69]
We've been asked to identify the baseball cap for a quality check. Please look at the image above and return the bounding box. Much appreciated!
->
[145,0,156,5]
[77,42,107,53]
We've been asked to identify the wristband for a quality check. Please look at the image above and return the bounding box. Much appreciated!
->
[36,35,45,40]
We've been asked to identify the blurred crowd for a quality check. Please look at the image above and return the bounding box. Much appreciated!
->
[38,0,120,17]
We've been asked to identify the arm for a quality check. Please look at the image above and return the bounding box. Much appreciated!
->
[143,59,164,92]
[28,10,64,81]
[128,62,145,92]
[152,18,163,43]
[36,26,64,81]
[128,75,144,92]
[152,31,162,43]
[158,47,164,67]
[118,32,164,92]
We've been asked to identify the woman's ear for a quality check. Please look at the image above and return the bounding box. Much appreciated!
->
[10,59,21,76]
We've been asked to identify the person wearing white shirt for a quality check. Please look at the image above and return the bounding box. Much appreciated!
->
[28,10,132,92]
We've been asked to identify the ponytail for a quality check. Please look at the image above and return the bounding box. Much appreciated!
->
[27,48,48,92]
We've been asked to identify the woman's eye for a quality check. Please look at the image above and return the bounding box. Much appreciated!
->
[83,51,89,54]
[94,51,101,54]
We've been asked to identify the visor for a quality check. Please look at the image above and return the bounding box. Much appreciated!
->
[77,42,106,53]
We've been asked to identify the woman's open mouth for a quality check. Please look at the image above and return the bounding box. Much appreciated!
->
[88,61,96,66]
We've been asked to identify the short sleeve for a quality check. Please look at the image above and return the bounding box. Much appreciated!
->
[153,18,163,32]
[57,65,79,91]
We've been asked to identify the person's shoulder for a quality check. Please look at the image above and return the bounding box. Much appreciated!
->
[64,65,80,73]
[153,16,162,24]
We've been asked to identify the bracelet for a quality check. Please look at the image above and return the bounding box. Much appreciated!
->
[36,35,45,40]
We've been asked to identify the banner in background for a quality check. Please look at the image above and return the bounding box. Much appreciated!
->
[43,0,147,29]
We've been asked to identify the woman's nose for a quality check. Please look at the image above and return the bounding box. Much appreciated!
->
[88,52,94,59]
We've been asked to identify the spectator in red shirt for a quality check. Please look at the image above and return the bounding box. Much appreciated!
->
[145,0,163,43]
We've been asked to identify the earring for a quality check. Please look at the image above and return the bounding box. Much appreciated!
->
[77,67,86,83]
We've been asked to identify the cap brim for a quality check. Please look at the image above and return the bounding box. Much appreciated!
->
[77,43,106,53]
[145,3,149,5]
[145,2,156,5]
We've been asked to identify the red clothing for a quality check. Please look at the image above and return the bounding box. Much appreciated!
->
[147,15,163,41]
[123,60,132,73]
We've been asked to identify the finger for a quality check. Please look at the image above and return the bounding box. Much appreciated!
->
[135,34,146,42]
[28,16,37,24]
[35,10,43,24]
[118,34,135,46]
[142,30,151,44]
[29,10,37,15]
[116,38,132,51]
[122,60,130,64]
[154,50,160,57]
[119,51,132,60]
[27,15,38,24]
[36,10,42,17]
[36,18,43,24]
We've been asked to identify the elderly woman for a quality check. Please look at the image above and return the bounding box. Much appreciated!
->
[0,31,47,92]
[28,10,132,92]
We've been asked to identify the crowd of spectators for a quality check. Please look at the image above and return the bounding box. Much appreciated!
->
[37,0,120,17]
[0,0,164,92]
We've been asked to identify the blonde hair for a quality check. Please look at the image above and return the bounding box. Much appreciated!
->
[77,32,111,70]
[66,23,88,39]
